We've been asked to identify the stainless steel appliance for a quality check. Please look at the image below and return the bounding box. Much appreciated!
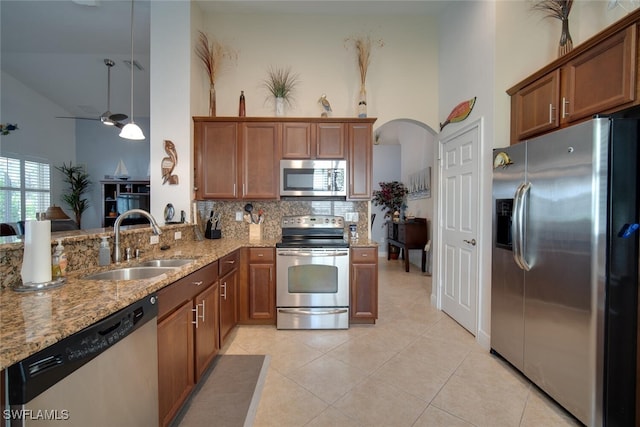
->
[6,295,159,426]
[276,215,350,329]
[280,160,347,197]
[491,116,638,427]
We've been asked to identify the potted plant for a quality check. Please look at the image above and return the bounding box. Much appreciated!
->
[56,162,91,229]
[263,65,299,116]
[372,180,408,222]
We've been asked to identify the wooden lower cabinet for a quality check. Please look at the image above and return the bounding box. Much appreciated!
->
[350,247,379,323]
[242,248,276,324]
[156,261,219,427]
[194,283,220,379]
[219,250,240,347]
[157,301,195,427]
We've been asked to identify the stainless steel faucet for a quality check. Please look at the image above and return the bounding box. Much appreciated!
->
[113,209,162,263]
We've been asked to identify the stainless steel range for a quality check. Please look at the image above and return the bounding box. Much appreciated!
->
[276,215,350,329]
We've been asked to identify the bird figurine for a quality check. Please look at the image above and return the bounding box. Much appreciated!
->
[161,139,179,185]
[318,94,332,117]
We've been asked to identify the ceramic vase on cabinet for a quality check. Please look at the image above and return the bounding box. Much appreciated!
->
[358,86,367,118]
[275,97,285,116]
[209,84,217,117]
[558,18,573,57]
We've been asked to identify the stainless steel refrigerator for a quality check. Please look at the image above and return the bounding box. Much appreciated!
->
[491,115,638,427]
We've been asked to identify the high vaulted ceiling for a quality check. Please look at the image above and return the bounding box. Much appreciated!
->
[1,1,447,121]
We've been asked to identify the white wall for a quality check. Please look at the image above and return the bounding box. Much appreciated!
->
[196,12,439,130]
[149,1,193,224]
[437,0,496,349]
[0,70,76,216]
[371,144,401,252]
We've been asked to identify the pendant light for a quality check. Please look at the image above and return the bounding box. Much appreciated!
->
[119,0,145,140]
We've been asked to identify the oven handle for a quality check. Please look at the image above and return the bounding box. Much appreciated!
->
[277,251,349,257]
[278,308,349,315]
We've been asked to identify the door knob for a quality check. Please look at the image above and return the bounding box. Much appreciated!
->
[464,239,476,246]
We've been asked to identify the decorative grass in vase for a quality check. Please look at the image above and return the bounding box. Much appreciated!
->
[195,31,236,116]
[345,34,384,117]
[531,0,574,56]
[263,66,299,116]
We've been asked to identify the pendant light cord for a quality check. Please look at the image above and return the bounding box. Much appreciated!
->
[129,0,135,123]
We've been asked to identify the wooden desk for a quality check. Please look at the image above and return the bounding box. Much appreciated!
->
[387,219,429,272]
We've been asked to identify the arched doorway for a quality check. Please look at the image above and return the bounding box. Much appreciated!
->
[371,118,438,271]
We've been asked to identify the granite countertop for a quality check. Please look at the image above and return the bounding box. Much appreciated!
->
[0,238,276,371]
[0,237,377,371]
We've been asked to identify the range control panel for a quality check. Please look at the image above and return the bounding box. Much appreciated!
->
[281,215,344,229]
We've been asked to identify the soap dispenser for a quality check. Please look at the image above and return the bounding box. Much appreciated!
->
[52,239,68,279]
[99,236,111,266]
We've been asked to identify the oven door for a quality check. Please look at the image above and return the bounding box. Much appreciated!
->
[276,248,349,329]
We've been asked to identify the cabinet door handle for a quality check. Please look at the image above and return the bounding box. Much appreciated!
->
[562,97,569,118]
[225,260,236,264]
[257,253,264,257]
[200,300,206,322]
[221,282,227,300]
[192,281,203,286]
[361,253,368,257]
[192,306,199,328]
[549,103,556,124]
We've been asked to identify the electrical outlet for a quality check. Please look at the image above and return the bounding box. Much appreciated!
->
[150,235,160,245]
[174,231,182,240]
[235,211,243,221]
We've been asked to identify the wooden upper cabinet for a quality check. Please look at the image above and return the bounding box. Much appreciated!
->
[512,69,561,141]
[508,19,640,144]
[348,122,373,199]
[562,24,637,123]
[282,122,345,159]
[282,122,313,158]
[194,121,238,199]
[194,117,375,200]
[241,122,281,199]
[316,123,346,158]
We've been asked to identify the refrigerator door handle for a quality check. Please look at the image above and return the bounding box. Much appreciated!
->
[513,182,532,271]
[512,182,525,270]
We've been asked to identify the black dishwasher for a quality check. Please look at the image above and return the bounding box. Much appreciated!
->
[5,294,158,427]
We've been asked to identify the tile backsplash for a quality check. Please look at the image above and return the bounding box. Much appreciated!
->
[196,200,369,241]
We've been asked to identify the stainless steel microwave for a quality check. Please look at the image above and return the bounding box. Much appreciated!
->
[280,159,347,197]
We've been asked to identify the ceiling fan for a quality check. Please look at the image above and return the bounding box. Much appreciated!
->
[57,58,128,128]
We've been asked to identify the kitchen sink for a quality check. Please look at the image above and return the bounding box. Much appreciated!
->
[83,266,176,281]
[138,258,196,268]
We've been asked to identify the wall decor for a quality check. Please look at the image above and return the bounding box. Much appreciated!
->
[440,97,476,131]
[0,123,18,135]
[532,0,574,57]
[407,167,431,200]
[161,139,179,185]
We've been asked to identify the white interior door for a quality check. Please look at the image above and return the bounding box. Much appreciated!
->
[438,121,480,335]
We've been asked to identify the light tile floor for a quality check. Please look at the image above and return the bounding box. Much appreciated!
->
[218,258,583,427]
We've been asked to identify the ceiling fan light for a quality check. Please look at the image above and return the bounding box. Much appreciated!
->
[119,122,145,140]
[101,116,115,126]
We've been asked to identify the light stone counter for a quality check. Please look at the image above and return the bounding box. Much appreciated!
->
[0,237,277,371]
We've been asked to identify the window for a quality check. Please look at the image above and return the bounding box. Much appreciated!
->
[0,155,50,223]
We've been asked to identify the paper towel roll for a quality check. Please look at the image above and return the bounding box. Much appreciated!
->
[21,220,52,284]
